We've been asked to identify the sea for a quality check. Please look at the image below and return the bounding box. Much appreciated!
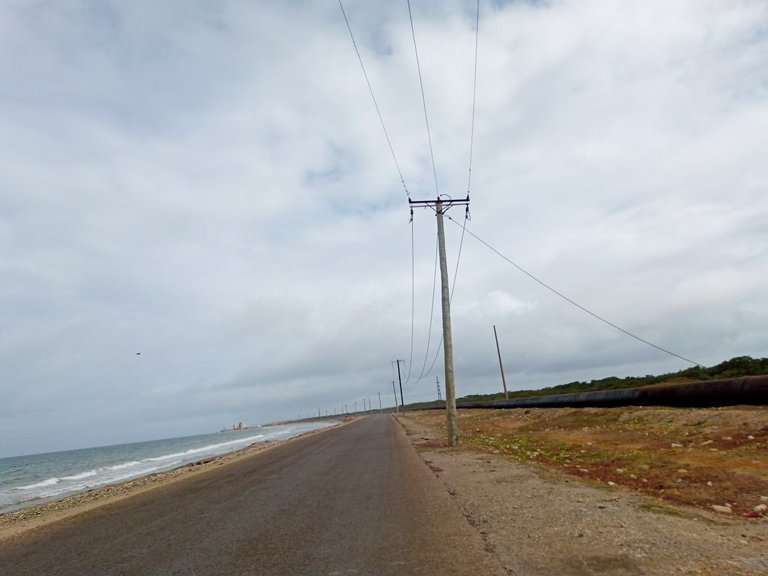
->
[0,421,337,514]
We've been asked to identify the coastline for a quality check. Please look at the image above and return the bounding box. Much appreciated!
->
[0,419,349,542]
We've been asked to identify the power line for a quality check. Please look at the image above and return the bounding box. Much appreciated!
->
[404,219,416,384]
[406,0,439,197]
[414,202,471,384]
[414,230,440,383]
[446,214,701,367]
[338,0,409,198]
[466,0,480,196]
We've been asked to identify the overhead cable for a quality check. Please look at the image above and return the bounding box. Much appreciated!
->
[466,0,480,196]
[415,231,440,383]
[446,215,701,367]
[406,0,440,197]
[338,0,410,197]
[404,219,416,384]
[417,206,470,383]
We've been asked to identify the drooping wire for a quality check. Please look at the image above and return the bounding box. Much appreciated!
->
[403,219,416,384]
[413,1,480,384]
[417,204,471,382]
[446,215,701,367]
[406,0,440,197]
[414,230,440,383]
[466,0,480,196]
[338,0,409,198]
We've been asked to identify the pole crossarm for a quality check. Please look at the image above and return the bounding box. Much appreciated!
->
[408,196,469,209]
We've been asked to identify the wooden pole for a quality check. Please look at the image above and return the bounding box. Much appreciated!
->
[493,324,509,399]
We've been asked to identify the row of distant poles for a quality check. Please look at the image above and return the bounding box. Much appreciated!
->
[392,360,446,405]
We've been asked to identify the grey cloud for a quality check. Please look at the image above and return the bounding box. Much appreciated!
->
[1,0,766,457]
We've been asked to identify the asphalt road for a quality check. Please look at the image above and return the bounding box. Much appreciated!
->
[0,415,505,575]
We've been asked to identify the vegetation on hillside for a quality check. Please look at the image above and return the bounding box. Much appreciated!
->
[406,356,768,408]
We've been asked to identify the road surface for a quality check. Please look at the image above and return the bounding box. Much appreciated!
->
[0,415,505,575]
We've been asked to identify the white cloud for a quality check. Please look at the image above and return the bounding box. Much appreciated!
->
[1,0,767,456]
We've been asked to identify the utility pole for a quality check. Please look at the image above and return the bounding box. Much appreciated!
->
[394,359,405,407]
[436,376,442,401]
[493,324,509,399]
[409,195,468,447]
[378,391,382,413]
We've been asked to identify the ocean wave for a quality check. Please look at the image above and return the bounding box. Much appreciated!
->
[15,477,59,490]
[107,461,141,471]
[61,470,99,481]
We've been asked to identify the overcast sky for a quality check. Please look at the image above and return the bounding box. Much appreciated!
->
[1,0,766,457]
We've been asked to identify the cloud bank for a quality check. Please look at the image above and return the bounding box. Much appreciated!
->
[1,0,766,456]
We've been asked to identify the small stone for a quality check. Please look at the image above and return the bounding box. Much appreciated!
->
[676,469,688,475]
[671,443,683,448]
[754,504,767,513]
[747,435,755,441]
[616,468,626,474]
[711,505,732,514]
[707,481,713,487]
[700,440,713,446]
[608,481,616,487]
[721,436,732,441]
[761,496,768,502]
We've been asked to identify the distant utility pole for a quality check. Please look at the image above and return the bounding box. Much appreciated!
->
[409,195,469,447]
[393,359,405,407]
[378,392,382,413]
[493,324,509,399]
[436,376,442,401]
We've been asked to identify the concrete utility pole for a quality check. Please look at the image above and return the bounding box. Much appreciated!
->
[378,391,382,413]
[409,195,468,447]
[493,324,509,399]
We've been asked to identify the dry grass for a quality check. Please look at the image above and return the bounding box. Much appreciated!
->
[410,406,768,514]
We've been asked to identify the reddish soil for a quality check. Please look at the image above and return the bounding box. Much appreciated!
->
[411,406,768,515]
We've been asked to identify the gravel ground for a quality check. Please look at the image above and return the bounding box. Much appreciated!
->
[397,413,768,576]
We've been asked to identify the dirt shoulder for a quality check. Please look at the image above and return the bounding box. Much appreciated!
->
[398,407,768,576]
